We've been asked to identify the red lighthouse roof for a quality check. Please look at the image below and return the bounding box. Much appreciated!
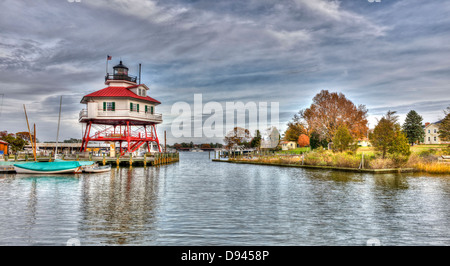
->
[81,85,161,104]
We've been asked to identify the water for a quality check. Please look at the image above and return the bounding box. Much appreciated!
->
[0,152,449,246]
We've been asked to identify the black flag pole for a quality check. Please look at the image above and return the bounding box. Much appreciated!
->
[106,55,112,75]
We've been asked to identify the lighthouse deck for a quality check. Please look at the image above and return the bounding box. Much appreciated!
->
[79,109,162,124]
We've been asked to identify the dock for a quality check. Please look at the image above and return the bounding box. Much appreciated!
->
[212,159,416,174]
[0,152,179,173]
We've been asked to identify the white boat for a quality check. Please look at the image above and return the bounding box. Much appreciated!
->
[83,164,111,173]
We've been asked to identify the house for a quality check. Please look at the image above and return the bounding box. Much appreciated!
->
[423,121,449,144]
[357,138,371,147]
[281,141,298,150]
[0,140,8,155]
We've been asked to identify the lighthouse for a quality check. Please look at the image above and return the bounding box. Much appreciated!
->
[79,60,162,155]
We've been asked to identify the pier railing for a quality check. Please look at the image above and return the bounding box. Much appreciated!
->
[79,109,162,122]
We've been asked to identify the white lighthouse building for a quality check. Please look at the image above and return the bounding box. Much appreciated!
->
[79,60,162,155]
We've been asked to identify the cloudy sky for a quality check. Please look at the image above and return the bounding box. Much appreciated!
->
[0,0,449,144]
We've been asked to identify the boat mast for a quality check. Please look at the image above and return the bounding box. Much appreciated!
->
[23,104,37,161]
[0,93,4,118]
[55,96,62,160]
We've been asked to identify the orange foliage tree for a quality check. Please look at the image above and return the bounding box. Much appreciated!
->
[299,90,368,141]
[297,134,310,147]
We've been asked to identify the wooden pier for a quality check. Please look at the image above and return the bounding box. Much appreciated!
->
[0,152,179,173]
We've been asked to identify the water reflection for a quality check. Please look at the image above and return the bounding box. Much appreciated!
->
[373,174,409,190]
[0,153,449,246]
[79,168,162,245]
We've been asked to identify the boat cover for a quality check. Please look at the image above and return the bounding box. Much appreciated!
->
[14,161,81,171]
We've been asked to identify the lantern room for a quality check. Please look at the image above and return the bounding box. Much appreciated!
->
[105,60,137,83]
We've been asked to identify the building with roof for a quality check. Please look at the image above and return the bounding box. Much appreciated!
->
[423,121,449,144]
[79,60,162,155]
[280,141,298,150]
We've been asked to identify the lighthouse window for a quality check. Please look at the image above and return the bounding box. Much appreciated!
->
[130,103,139,112]
[103,102,115,111]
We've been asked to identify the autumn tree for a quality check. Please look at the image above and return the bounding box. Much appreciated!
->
[284,116,307,141]
[297,134,310,147]
[298,90,368,142]
[201,143,211,149]
[332,124,354,152]
[370,111,410,160]
[224,127,252,150]
[173,143,182,150]
[402,110,425,144]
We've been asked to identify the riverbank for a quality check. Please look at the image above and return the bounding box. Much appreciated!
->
[212,159,416,174]
[213,146,450,174]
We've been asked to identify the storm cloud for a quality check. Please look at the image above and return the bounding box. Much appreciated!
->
[0,0,449,143]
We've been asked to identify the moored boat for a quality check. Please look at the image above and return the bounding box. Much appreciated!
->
[13,161,82,174]
[83,164,111,173]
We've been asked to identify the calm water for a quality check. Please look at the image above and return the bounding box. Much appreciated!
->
[0,152,449,246]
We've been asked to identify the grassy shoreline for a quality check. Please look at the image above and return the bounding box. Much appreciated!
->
[212,159,415,174]
[218,144,450,174]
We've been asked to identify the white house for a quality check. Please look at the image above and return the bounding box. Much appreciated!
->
[281,141,298,150]
[423,121,448,144]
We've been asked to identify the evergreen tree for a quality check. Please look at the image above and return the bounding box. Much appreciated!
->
[402,110,425,144]
[250,130,262,149]
[332,124,354,152]
[370,111,411,160]
[370,111,399,159]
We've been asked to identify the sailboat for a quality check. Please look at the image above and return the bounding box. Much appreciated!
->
[15,97,83,174]
[14,161,82,174]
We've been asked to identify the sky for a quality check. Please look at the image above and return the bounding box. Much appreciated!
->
[0,0,449,144]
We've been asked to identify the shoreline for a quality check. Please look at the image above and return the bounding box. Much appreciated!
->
[212,159,416,174]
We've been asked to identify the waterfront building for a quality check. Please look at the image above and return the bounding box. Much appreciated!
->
[423,121,448,144]
[79,60,162,155]
[281,141,298,150]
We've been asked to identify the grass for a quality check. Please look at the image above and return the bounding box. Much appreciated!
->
[236,144,450,174]
[413,162,450,174]
[277,147,310,154]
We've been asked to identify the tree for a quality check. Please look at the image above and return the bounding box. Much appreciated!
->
[309,132,328,150]
[173,143,182,150]
[284,117,307,141]
[370,111,410,160]
[370,111,398,159]
[439,107,450,142]
[1,134,27,154]
[332,124,354,152]
[224,127,252,150]
[250,130,262,149]
[297,134,310,147]
[402,110,425,144]
[201,143,211,149]
[299,90,368,141]
[388,131,411,157]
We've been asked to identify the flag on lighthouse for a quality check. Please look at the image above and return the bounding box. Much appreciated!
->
[107,55,112,60]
